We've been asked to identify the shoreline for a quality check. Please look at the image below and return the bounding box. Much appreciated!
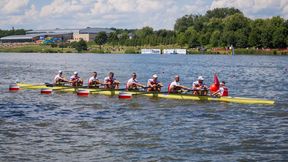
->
[0,44,287,55]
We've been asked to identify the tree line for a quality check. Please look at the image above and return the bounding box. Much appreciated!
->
[1,8,287,49]
[96,8,287,49]
[0,29,26,38]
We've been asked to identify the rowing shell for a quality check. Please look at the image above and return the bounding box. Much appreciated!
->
[16,83,275,105]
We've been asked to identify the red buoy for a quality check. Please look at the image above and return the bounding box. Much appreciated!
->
[41,88,52,94]
[77,90,89,96]
[9,84,20,91]
[118,92,132,99]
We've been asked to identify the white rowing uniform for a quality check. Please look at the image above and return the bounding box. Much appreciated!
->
[88,76,98,84]
[192,81,205,88]
[70,75,80,81]
[54,74,64,83]
[147,78,160,85]
[127,78,138,87]
[104,77,116,84]
[219,87,224,95]
[169,81,180,89]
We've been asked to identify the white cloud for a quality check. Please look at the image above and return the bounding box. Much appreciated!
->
[0,0,287,30]
[39,0,86,17]
[210,0,288,19]
[0,0,29,14]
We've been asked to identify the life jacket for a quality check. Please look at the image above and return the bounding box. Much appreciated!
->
[222,87,229,96]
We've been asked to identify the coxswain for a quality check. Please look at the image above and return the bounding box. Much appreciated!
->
[126,72,145,90]
[192,76,208,96]
[212,81,229,97]
[103,72,120,89]
[168,75,189,93]
[54,70,69,85]
[70,71,83,86]
[88,72,101,88]
[147,74,163,92]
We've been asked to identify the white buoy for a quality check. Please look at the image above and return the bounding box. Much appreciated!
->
[118,92,132,99]
[9,84,20,91]
[41,88,52,94]
[77,90,89,96]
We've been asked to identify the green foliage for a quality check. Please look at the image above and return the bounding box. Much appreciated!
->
[172,8,287,48]
[0,29,26,38]
[205,7,243,19]
[3,7,284,50]
[70,39,88,52]
[94,32,108,49]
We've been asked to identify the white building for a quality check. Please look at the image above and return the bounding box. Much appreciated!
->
[72,27,114,42]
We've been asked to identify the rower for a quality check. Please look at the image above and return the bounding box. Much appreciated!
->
[88,72,101,88]
[192,76,208,96]
[103,72,120,89]
[212,81,229,97]
[147,74,163,92]
[168,75,189,93]
[54,70,69,85]
[126,72,145,90]
[70,71,83,86]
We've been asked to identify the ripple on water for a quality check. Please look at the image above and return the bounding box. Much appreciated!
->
[0,54,287,161]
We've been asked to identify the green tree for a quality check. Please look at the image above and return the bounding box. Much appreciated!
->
[135,26,153,38]
[94,32,108,50]
[176,32,187,47]
[272,27,287,48]
[107,32,118,47]
[210,30,221,47]
[224,13,250,31]
[205,7,242,19]
[234,29,248,48]
[70,39,87,52]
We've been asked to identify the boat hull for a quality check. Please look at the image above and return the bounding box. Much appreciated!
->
[16,83,275,105]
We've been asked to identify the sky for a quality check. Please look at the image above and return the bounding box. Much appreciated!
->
[0,0,287,30]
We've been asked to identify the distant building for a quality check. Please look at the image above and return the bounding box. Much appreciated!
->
[0,34,38,43]
[72,27,114,42]
[0,32,73,43]
[0,27,114,43]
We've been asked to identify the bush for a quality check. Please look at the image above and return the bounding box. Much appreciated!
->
[125,48,138,54]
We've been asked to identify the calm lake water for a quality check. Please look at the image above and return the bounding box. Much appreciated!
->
[0,53,287,161]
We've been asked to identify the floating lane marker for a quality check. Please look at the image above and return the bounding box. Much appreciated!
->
[9,84,20,91]
[41,88,53,94]
[77,89,89,96]
[118,91,132,99]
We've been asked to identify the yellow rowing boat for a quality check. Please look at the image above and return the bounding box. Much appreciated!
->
[16,83,275,105]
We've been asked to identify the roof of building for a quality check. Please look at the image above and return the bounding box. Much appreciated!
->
[0,34,39,40]
[79,27,114,34]
[0,32,72,40]
[27,28,80,34]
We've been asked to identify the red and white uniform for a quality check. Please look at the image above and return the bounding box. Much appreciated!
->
[147,78,160,86]
[70,75,80,81]
[54,74,63,83]
[127,78,138,87]
[104,77,116,84]
[88,76,98,84]
[193,81,205,88]
[219,86,229,96]
[169,81,180,89]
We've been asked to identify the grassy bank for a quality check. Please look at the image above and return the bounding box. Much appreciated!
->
[0,44,287,55]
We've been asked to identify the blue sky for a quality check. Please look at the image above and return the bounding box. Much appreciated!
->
[0,0,287,30]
